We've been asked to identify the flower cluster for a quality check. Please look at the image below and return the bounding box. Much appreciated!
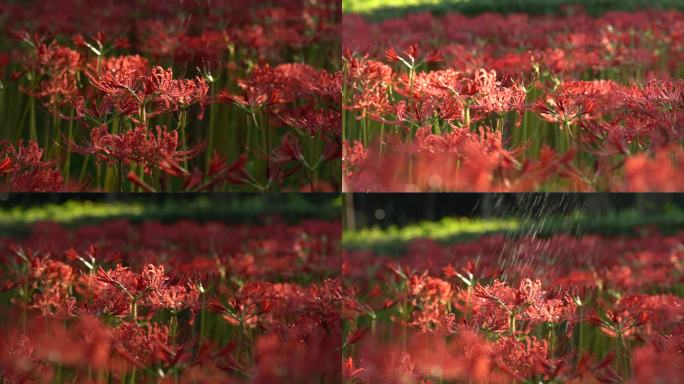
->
[343,228,684,382]
[0,0,341,192]
[0,139,64,191]
[0,216,341,382]
[343,10,684,191]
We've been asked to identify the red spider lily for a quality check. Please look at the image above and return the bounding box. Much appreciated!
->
[492,335,552,380]
[206,153,252,185]
[69,125,206,174]
[0,140,64,192]
[532,94,598,127]
[270,133,304,164]
[342,8,684,192]
[113,321,176,367]
[404,272,454,332]
[13,36,83,107]
[471,279,576,334]
[279,108,341,137]
[343,218,684,383]
[85,65,209,120]
[89,54,149,76]
[1,214,341,382]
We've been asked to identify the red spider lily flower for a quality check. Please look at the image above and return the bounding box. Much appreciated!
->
[270,133,304,164]
[586,309,648,339]
[5,248,77,317]
[622,78,684,113]
[220,155,251,185]
[71,34,88,48]
[385,47,400,62]
[279,108,341,137]
[0,140,64,192]
[492,335,551,380]
[15,39,83,107]
[92,264,145,297]
[113,321,175,367]
[204,152,252,188]
[222,63,328,113]
[472,279,576,333]
[148,283,201,319]
[79,264,147,318]
[69,125,205,174]
[140,264,168,291]
[344,126,534,192]
[344,57,394,117]
[613,294,684,334]
[404,44,419,61]
[532,94,597,127]
[342,140,368,179]
[89,54,149,76]
[152,70,210,118]
[85,65,209,119]
[5,167,64,192]
[404,272,454,332]
[219,87,280,110]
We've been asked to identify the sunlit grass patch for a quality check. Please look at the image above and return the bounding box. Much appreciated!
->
[343,207,684,253]
[0,196,341,237]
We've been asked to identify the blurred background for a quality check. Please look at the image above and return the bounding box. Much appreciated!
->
[344,193,684,253]
[343,0,684,17]
[0,194,340,237]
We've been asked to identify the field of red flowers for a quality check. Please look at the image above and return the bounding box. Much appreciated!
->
[342,230,684,383]
[0,0,341,192]
[343,9,684,191]
[0,217,342,383]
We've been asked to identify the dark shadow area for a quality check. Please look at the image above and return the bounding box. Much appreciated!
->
[349,193,683,229]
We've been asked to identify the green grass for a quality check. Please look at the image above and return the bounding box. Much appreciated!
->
[344,216,520,250]
[343,0,684,18]
[344,207,684,254]
[0,196,341,237]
